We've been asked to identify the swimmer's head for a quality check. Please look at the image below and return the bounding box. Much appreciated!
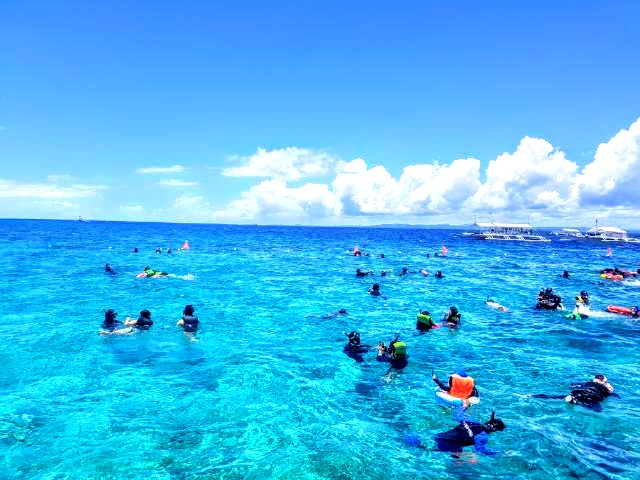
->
[338,309,347,314]
[105,309,117,321]
[184,304,195,316]
[484,411,506,432]
[594,374,608,383]
[140,309,151,319]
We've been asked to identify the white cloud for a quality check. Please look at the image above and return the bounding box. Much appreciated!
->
[222,147,336,181]
[469,136,578,212]
[136,165,185,174]
[219,179,341,221]
[0,179,105,199]
[573,118,640,206]
[156,179,199,187]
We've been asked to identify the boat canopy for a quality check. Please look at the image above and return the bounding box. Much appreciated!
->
[587,226,627,235]
[562,228,581,233]
[475,222,533,229]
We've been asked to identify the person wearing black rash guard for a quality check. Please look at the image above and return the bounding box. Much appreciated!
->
[177,304,199,333]
[101,309,121,332]
[526,374,618,411]
[434,406,505,456]
[342,331,371,362]
[105,263,116,274]
[124,309,153,330]
[403,405,505,456]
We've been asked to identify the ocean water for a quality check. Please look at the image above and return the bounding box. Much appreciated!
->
[1,219,640,480]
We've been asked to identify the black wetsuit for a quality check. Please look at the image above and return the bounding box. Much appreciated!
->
[531,381,618,411]
[101,319,121,332]
[344,341,371,363]
[134,316,153,330]
[435,422,497,455]
[181,314,199,333]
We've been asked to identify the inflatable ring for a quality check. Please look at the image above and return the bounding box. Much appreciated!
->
[434,387,480,408]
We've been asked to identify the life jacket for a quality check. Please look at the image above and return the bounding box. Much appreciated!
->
[391,341,407,357]
[449,374,475,399]
[416,313,432,325]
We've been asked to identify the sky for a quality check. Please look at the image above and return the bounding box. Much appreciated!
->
[1,1,640,227]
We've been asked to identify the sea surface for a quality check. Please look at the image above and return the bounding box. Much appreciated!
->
[1,219,639,480]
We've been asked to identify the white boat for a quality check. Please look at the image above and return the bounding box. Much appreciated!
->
[585,226,632,242]
[465,222,550,242]
[556,228,585,240]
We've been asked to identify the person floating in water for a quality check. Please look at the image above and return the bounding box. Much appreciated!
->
[403,405,505,456]
[433,369,478,401]
[536,288,564,310]
[177,304,199,333]
[376,335,408,370]
[399,267,415,277]
[443,306,461,328]
[356,268,372,278]
[525,374,618,411]
[101,309,154,335]
[322,308,348,319]
[416,310,436,331]
[434,270,444,279]
[562,270,570,279]
[105,263,116,274]
[132,247,139,253]
[141,266,168,278]
[369,283,382,296]
[343,331,372,362]
[100,309,121,333]
[434,407,505,456]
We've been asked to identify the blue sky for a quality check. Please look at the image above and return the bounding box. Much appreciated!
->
[2,1,640,226]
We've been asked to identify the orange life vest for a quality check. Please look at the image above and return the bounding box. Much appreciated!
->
[449,374,475,399]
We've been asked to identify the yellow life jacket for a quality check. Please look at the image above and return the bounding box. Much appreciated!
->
[449,374,475,399]
[392,341,407,356]
[416,313,432,325]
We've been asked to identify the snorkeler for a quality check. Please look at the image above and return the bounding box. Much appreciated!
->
[443,306,461,328]
[105,263,116,274]
[525,374,618,411]
[356,268,372,278]
[369,283,382,296]
[177,304,199,333]
[416,310,436,331]
[433,369,479,400]
[434,270,444,279]
[100,309,121,333]
[322,309,348,319]
[125,309,154,330]
[403,405,505,456]
[376,335,408,370]
[343,331,372,362]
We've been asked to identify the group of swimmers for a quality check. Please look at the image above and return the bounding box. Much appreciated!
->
[100,305,199,336]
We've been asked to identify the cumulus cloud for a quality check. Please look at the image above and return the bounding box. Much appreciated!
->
[573,118,640,206]
[222,147,336,181]
[469,136,578,213]
[0,179,105,199]
[220,179,342,220]
[330,157,481,216]
[136,165,185,174]
[157,179,199,187]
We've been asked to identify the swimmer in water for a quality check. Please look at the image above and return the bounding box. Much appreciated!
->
[525,374,618,411]
[105,263,116,274]
[177,304,199,333]
[369,283,382,296]
[343,331,372,362]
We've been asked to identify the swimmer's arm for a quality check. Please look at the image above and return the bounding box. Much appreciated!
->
[177,319,185,326]
[453,405,476,423]
[473,432,501,456]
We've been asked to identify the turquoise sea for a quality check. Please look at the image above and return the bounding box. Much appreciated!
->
[1,219,640,480]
